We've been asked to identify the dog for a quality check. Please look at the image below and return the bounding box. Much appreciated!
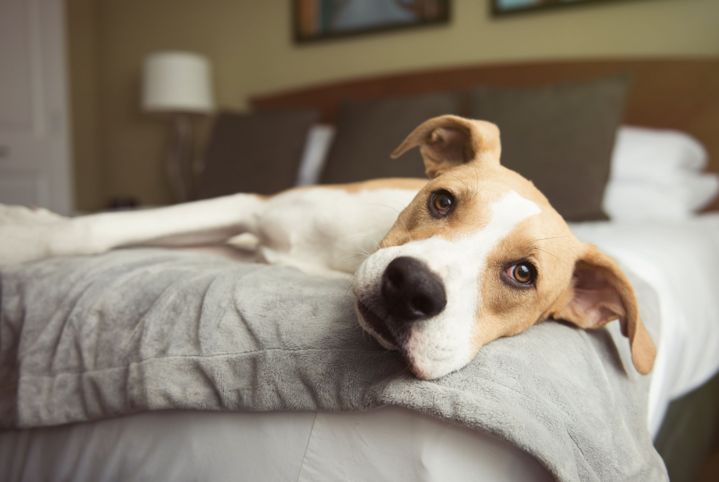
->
[0,115,656,380]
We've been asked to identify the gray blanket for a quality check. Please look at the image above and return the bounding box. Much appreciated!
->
[0,249,667,481]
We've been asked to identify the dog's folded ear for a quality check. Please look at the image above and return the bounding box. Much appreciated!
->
[391,115,502,179]
[550,244,657,375]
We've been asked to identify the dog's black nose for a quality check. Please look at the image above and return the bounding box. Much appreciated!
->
[381,256,447,322]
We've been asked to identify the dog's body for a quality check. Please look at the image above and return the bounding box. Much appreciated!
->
[0,115,656,379]
[0,179,422,276]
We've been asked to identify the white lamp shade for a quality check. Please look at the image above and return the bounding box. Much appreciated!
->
[142,51,215,113]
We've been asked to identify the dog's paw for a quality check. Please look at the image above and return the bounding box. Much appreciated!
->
[0,205,73,266]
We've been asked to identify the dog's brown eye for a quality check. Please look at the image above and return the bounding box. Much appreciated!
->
[504,261,537,287]
[428,189,456,218]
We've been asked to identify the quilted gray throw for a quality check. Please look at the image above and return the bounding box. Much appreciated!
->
[0,249,667,481]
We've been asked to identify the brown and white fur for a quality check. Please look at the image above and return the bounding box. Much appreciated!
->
[0,115,656,380]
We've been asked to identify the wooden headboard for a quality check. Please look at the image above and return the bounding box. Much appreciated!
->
[251,57,719,209]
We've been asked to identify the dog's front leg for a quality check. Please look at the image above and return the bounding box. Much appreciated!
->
[0,194,264,266]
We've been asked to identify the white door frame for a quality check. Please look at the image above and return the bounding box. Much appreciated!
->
[0,0,73,214]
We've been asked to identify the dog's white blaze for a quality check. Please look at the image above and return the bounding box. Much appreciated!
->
[354,190,540,379]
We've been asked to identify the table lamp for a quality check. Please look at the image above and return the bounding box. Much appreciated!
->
[142,51,215,202]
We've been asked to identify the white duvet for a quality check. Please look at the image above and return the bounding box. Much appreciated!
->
[1,215,718,482]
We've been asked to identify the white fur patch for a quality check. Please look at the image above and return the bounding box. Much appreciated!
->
[353,190,541,379]
[258,188,417,274]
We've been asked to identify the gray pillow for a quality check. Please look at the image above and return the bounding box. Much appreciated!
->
[320,92,460,183]
[195,110,318,198]
[469,76,629,221]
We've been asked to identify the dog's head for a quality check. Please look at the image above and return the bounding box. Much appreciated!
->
[353,115,656,380]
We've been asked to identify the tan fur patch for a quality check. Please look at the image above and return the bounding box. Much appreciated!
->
[475,213,578,348]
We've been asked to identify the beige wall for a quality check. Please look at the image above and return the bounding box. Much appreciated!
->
[67,0,719,210]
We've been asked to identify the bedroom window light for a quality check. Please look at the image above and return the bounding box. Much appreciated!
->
[142,51,215,202]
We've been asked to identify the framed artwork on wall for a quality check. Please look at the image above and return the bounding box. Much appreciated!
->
[492,0,630,16]
[294,0,450,43]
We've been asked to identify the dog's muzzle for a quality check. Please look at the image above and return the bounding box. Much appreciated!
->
[354,251,467,379]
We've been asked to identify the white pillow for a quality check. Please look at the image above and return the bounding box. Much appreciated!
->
[603,173,719,221]
[296,125,336,186]
[610,126,708,183]
[605,126,716,220]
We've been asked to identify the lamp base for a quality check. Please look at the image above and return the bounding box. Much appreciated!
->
[166,113,194,203]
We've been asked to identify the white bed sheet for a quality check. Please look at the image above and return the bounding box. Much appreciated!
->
[0,409,551,482]
[571,213,719,434]
[2,215,718,481]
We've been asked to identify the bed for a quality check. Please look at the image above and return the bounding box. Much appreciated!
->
[1,57,718,481]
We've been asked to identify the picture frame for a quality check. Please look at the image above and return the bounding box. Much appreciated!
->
[492,0,628,17]
[294,0,450,44]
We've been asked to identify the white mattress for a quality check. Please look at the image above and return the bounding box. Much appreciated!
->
[2,215,718,481]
